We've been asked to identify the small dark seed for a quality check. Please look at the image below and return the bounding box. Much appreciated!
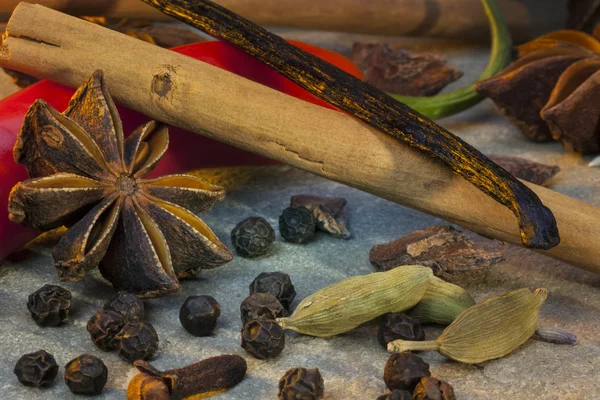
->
[179,295,221,337]
[13,350,58,387]
[27,284,72,327]
[278,367,324,400]
[413,377,456,400]
[249,271,296,311]
[377,389,416,400]
[241,319,285,359]
[384,352,431,392]
[378,313,425,349]
[87,310,126,351]
[231,216,275,257]
[279,206,315,244]
[113,321,159,362]
[535,326,577,345]
[240,293,287,325]
[64,354,108,395]
[103,291,145,322]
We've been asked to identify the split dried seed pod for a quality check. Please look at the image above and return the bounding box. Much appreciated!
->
[276,266,432,337]
[127,355,247,400]
[407,276,476,325]
[388,288,548,363]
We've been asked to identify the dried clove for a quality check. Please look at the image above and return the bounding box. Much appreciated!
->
[384,353,431,392]
[13,350,58,387]
[369,226,504,283]
[488,155,560,186]
[290,194,350,239]
[351,42,463,96]
[278,367,324,400]
[127,355,247,400]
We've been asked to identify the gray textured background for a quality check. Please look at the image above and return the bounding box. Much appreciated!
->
[2,31,600,400]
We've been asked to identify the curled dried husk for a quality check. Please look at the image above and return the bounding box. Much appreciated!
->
[541,58,600,153]
[277,266,432,337]
[407,276,475,325]
[476,46,588,142]
[388,288,548,363]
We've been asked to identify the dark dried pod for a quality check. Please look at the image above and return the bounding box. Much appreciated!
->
[113,322,159,362]
[240,293,287,325]
[384,353,431,392]
[103,291,145,322]
[278,367,324,400]
[535,326,578,344]
[377,390,416,400]
[241,319,285,359]
[378,314,425,349]
[179,295,221,336]
[27,284,72,326]
[231,216,275,257]
[87,310,126,351]
[249,271,296,311]
[413,377,456,400]
[64,354,108,395]
[279,206,315,244]
[13,350,58,387]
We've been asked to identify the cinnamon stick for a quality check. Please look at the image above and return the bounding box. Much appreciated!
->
[2,3,600,274]
[0,0,563,42]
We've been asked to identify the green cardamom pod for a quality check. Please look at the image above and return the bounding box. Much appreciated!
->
[408,276,476,325]
[276,265,432,337]
[388,288,548,363]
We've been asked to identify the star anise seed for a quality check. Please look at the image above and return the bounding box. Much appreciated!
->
[8,70,233,297]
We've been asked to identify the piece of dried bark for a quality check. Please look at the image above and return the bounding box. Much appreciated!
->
[369,226,504,283]
[351,42,463,96]
[290,194,350,239]
[488,155,560,186]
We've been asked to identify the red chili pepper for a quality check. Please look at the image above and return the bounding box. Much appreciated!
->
[0,40,362,259]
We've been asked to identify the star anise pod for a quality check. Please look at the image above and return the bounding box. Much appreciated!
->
[8,70,233,297]
[476,28,600,152]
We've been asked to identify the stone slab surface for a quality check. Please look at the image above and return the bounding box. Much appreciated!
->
[2,32,600,400]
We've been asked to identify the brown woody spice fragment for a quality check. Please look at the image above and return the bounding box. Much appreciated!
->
[413,377,456,400]
[127,355,247,400]
[488,155,560,186]
[351,43,463,96]
[7,70,232,297]
[278,367,324,400]
[369,226,504,283]
[290,194,350,239]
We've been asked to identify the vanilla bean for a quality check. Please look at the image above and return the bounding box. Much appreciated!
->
[141,0,559,250]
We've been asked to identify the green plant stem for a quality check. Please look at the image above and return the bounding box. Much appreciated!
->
[394,0,512,119]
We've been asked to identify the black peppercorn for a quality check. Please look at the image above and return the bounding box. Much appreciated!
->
[249,271,296,311]
[103,291,145,322]
[378,313,425,349]
[278,367,324,400]
[13,350,58,387]
[179,295,221,336]
[27,284,72,326]
[413,377,456,400]
[113,322,159,362]
[87,310,126,351]
[384,353,431,392]
[64,354,108,395]
[231,216,275,257]
[241,319,285,359]
[279,206,315,243]
[240,293,287,325]
[377,390,416,400]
